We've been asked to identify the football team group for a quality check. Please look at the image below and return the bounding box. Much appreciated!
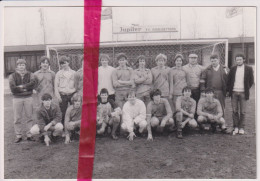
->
[8,51,254,146]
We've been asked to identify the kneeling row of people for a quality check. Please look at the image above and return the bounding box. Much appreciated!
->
[96,86,227,141]
[29,86,227,146]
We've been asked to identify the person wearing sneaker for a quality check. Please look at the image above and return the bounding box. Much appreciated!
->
[30,93,64,146]
[121,90,147,141]
[175,86,197,139]
[96,88,122,140]
[146,89,174,141]
[9,59,37,143]
[64,93,82,144]
[197,88,228,133]
[227,53,254,135]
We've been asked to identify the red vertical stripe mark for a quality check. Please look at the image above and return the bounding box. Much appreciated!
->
[77,0,101,180]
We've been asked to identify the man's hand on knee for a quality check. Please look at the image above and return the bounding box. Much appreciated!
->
[127,132,136,141]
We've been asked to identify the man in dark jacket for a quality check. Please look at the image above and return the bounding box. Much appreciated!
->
[201,54,229,113]
[9,59,37,143]
[227,53,254,135]
[30,93,63,146]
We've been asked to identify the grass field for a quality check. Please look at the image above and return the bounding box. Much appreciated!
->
[4,85,256,179]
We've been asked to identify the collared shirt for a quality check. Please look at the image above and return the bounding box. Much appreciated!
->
[183,64,205,88]
[134,68,152,96]
[112,66,133,91]
[176,96,196,114]
[147,98,172,119]
[151,66,171,97]
[74,68,83,94]
[197,98,223,116]
[233,64,245,92]
[98,66,115,95]
[169,67,187,96]
[34,69,55,97]
[213,64,220,71]
[55,68,76,95]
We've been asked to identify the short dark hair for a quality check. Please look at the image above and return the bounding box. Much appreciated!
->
[150,89,162,100]
[116,53,127,61]
[174,54,184,62]
[59,56,70,64]
[41,93,52,101]
[99,54,110,62]
[182,86,192,94]
[71,93,82,103]
[210,54,219,59]
[137,55,146,62]
[235,53,246,60]
[39,56,50,65]
[100,88,109,96]
[205,87,215,94]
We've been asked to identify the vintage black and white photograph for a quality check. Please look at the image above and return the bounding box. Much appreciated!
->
[1,1,257,180]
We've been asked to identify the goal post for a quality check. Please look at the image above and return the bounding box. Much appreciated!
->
[46,39,228,72]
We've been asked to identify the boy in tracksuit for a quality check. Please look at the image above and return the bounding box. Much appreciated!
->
[34,56,56,105]
[151,54,171,99]
[175,86,197,139]
[96,88,122,140]
[64,93,82,144]
[133,55,153,106]
[146,89,174,141]
[197,88,228,133]
[9,59,37,143]
[112,53,134,109]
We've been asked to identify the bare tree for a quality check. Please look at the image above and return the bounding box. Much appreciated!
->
[62,20,72,43]
[39,8,47,44]
[191,8,199,39]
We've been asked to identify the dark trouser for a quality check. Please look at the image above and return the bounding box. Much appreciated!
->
[191,87,200,119]
[231,91,247,129]
[191,88,200,103]
[60,93,75,124]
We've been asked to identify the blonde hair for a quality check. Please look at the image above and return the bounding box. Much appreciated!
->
[155,53,167,62]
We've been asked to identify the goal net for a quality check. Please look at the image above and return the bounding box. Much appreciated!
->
[46,39,228,72]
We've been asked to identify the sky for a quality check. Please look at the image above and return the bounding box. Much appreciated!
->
[4,6,256,46]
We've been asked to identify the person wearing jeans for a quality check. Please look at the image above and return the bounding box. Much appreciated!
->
[9,59,37,143]
[55,56,76,124]
[227,53,254,135]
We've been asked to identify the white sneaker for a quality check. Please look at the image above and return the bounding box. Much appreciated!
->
[233,127,239,135]
[239,129,245,135]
